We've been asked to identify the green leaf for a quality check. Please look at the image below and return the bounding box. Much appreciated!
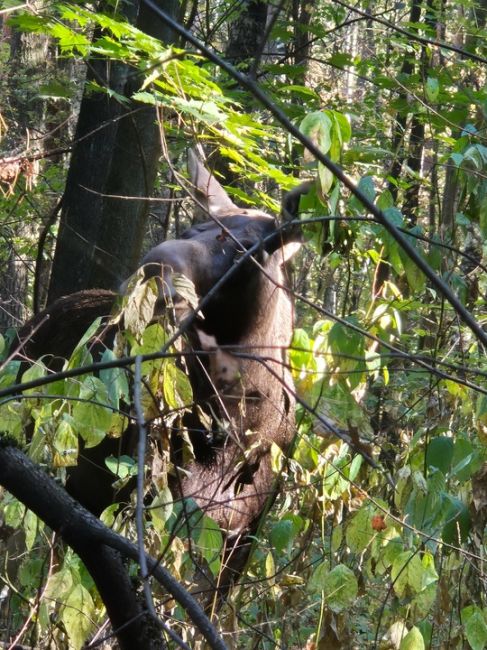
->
[68,317,102,369]
[322,564,358,613]
[318,161,335,196]
[50,23,90,55]
[300,111,332,157]
[21,361,48,395]
[100,349,130,407]
[8,13,48,33]
[0,360,21,389]
[44,567,74,603]
[105,455,137,479]
[441,496,470,543]
[331,110,352,145]
[162,359,193,410]
[290,328,314,371]
[462,606,487,650]
[18,558,44,589]
[307,561,329,594]
[328,316,365,388]
[0,402,23,439]
[100,503,120,528]
[425,77,439,102]
[196,515,222,577]
[346,505,374,554]
[72,377,112,447]
[53,419,78,467]
[38,80,72,99]
[426,436,454,474]
[269,519,294,554]
[62,584,95,650]
[150,486,174,537]
[349,175,376,213]
[23,509,38,551]
[450,152,464,167]
[4,499,25,527]
[391,551,424,597]
[329,317,364,359]
[400,626,425,650]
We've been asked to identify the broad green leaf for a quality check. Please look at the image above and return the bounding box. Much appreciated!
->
[4,499,25,527]
[349,175,375,213]
[53,419,78,467]
[0,360,21,389]
[62,584,95,650]
[72,377,112,447]
[391,551,424,597]
[23,509,38,552]
[425,77,439,102]
[150,486,174,537]
[441,496,470,544]
[18,558,44,589]
[290,328,314,372]
[412,582,437,617]
[100,349,129,407]
[328,317,364,359]
[331,110,352,145]
[318,161,335,196]
[196,515,222,577]
[322,564,358,613]
[328,316,365,388]
[100,503,120,528]
[269,519,294,554]
[450,152,464,167]
[400,626,425,650]
[307,560,329,594]
[21,361,48,395]
[68,317,102,369]
[426,436,453,474]
[44,568,74,603]
[462,606,487,650]
[50,23,90,54]
[270,442,284,473]
[452,437,480,481]
[300,111,332,158]
[346,505,374,554]
[105,455,137,480]
[162,359,193,410]
[0,402,23,439]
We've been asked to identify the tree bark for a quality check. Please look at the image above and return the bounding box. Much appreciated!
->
[47,0,179,303]
[0,439,226,650]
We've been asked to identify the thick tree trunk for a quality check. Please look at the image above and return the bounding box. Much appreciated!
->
[47,0,179,303]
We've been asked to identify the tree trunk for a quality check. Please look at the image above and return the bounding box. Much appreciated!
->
[47,0,179,303]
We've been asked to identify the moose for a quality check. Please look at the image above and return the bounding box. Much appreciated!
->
[12,150,309,599]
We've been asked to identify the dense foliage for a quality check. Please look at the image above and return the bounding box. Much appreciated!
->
[1,0,486,648]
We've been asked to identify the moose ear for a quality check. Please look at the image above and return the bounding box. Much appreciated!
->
[281,180,314,222]
[187,148,240,219]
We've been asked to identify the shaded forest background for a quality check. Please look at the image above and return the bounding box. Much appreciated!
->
[0,0,487,648]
